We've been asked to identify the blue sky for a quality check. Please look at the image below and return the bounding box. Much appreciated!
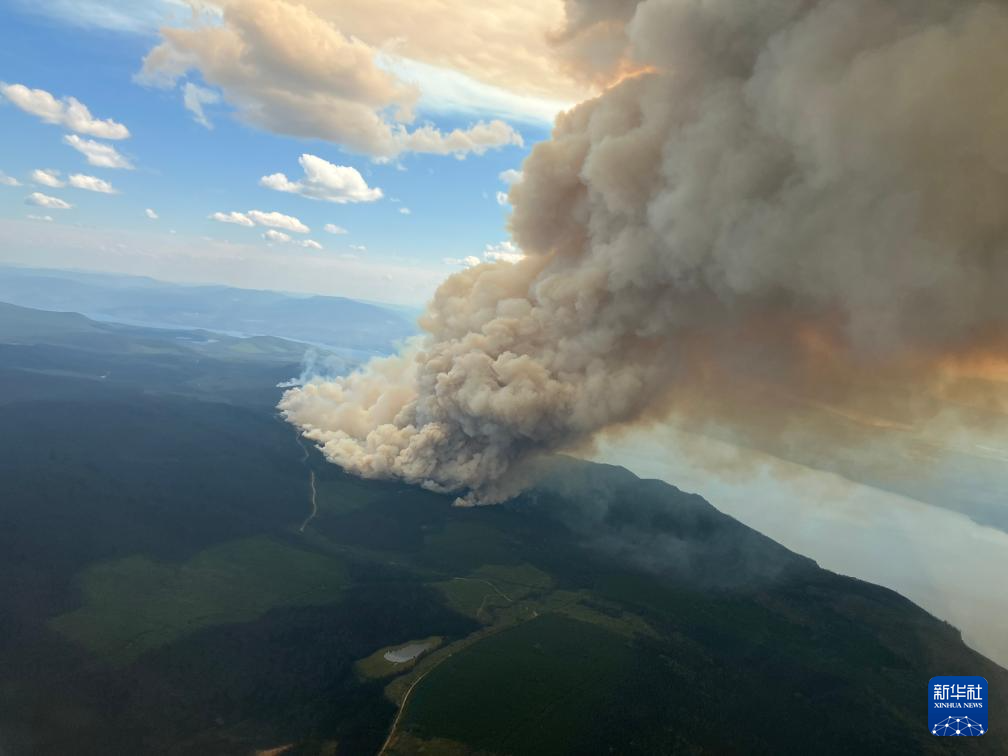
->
[0,2,558,304]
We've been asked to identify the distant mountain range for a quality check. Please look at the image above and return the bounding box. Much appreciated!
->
[0,300,323,408]
[0,266,418,355]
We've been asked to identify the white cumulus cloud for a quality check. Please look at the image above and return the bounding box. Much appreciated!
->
[26,191,72,209]
[260,154,382,204]
[1,83,130,139]
[63,134,134,169]
[31,169,65,188]
[138,0,523,159]
[498,168,522,185]
[262,229,292,243]
[399,207,411,215]
[145,208,159,220]
[0,172,21,187]
[211,209,309,233]
[261,230,323,250]
[444,255,482,267]
[68,174,117,194]
[324,224,348,235]
[496,168,522,205]
[26,214,53,222]
[210,211,255,227]
[445,241,524,268]
[247,210,309,233]
[482,240,524,264]
[398,120,522,158]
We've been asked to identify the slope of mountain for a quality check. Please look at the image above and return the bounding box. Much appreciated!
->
[0,266,417,353]
[0,304,1003,755]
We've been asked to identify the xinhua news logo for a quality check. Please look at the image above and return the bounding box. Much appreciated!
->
[929,676,987,736]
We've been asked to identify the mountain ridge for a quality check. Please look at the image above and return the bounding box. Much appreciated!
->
[0,266,418,353]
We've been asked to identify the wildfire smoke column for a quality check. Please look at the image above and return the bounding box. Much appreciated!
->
[280,0,1008,504]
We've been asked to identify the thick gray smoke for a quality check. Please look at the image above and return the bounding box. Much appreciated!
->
[281,0,1008,504]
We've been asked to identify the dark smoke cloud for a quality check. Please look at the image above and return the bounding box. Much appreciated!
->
[281,0,1008,504]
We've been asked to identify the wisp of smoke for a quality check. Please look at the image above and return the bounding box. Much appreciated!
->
[277,348,354,389]
[281,0,1008,504]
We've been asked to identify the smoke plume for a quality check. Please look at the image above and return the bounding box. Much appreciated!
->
[281,0,1008,504]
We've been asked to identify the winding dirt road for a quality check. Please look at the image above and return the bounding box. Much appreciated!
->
[298,470,318,533]
[378,650,455,756]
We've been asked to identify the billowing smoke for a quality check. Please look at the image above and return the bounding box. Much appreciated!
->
[281,0,1008,504]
